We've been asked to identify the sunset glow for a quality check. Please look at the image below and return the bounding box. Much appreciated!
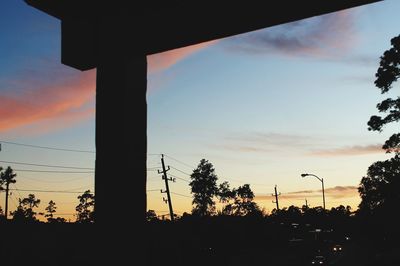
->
[1,0,399,221]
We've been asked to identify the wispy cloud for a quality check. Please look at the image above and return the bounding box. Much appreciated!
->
[1,39,216,133]
[344,54,379,67]
[309,144,384,157]
[255,186,359,201]
[147,40,217,73]
[215,132,320,154]
[215,145,274,153]
[216,132,387,158]
[286,186,358,199]
[0,61,95,134]
[341,75,375,84]
[146,40,218,93]
[223,10,358,58]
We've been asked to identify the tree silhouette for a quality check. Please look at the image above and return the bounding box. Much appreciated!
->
[0,166,3,190]
[45,200,57,222]
[146,210,159,221]
[359,155,400,215]
[329,205,351,217]
[76,190,95,223]
[22,193,41,209]
[11,194,40,222]
[0,167,3,220]
[189,159,218,216]
[369,35,400,150]
[359,34,400,215]
[0,166,16,219]
[232,184,261,216]
[217,181,236,215]
[271,205,302,225]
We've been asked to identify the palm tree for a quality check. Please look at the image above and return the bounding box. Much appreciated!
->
[0,167,16,219]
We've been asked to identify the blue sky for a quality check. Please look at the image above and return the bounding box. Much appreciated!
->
[0,0,399,218]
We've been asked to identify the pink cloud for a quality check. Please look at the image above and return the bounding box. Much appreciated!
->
[0,31,218,134]
[147,40,217,73]
[0,69,95,133]
[1,38,217,134]
[309,144,385,157]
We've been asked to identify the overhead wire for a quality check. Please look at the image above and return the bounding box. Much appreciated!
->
[14,169,94,173]
[0,140,95,153]
[170,191,191,198]
[164,154,194,169]
[0,160,94,170]
[10,188,89,194]
[168,173,190,183]
[170,166,191,176]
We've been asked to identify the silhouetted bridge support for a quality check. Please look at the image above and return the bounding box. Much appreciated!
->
[95,38,148,264]
[24,0,380,263]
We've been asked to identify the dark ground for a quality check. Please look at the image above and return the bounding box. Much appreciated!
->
[2,217,400,266]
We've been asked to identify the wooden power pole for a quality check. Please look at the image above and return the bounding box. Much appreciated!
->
[158,154,175,221]
[272,185,281,210]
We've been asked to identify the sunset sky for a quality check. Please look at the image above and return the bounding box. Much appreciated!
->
[1,0,399,220]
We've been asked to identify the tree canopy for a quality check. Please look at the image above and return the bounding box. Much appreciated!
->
[189,159,219,216]
[359,34,400,215]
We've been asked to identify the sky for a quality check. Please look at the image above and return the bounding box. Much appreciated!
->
[0,0,399,220]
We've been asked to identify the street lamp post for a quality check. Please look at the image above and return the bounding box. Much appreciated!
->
[301,173,325,210]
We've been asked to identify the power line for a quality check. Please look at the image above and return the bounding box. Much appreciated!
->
[10,188,88,194]
[147,189,162,192]
[0,140,95,153]
[19,175,87,183]
[159,155,273,187]
[0,160,94,170]
[9,194,19,209]
[218,176,274,188]
[168,173,190,183]
[170,166,191,176]
[156,155,275,189]
[170,191,191,198]
[12,184,23,199]
[169,164,271,189]
[14,169,94,174]
[164,154,194,169]
[147,167,162,171]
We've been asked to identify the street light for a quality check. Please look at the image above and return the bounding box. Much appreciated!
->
[301,173,325,210]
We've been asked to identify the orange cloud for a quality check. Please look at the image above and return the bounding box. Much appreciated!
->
[1,38,216,134]
[255,186,359,201]
[309,144,385,157]
[0,70,95,133]
[147,40,218,73]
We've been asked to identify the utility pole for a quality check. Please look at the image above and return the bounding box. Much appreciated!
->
[5,182,10,219]
[158,154,175,221]
[305,198,308,208]
[272,185,281,210]
[2,167,16,220]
